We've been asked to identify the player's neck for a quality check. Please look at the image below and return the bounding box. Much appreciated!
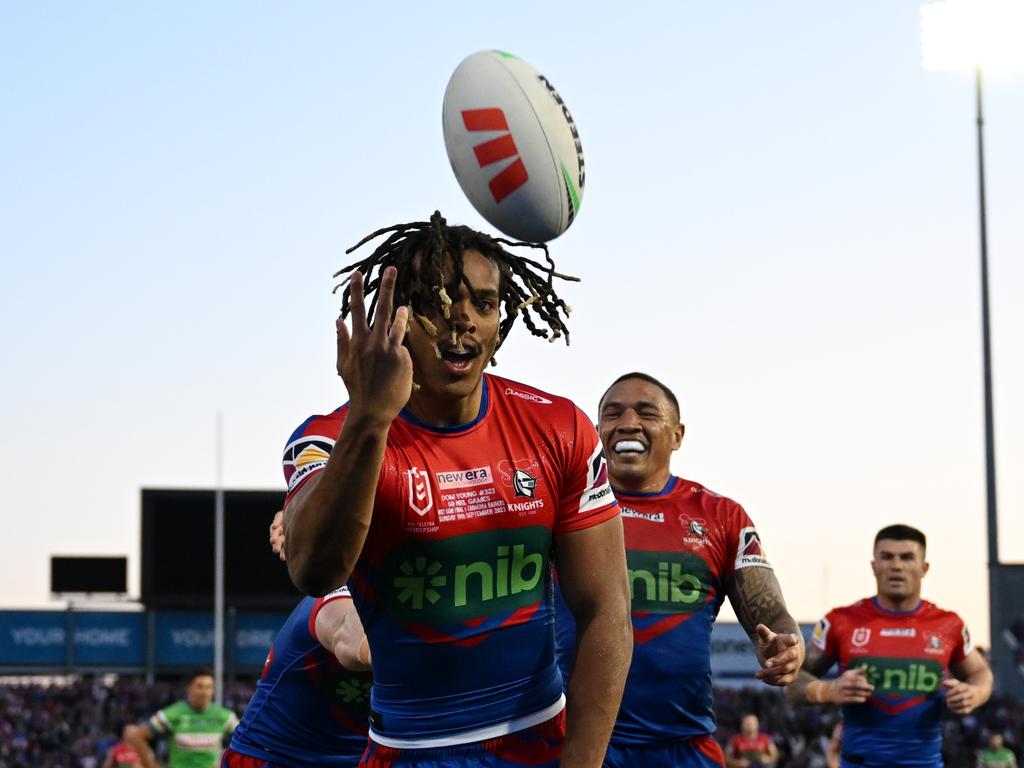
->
[404,380,484,427]
[874,592,922,612]
[611,468,673,495]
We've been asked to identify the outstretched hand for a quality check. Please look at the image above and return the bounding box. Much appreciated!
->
[754,624,804,685]
[337,267,413,425]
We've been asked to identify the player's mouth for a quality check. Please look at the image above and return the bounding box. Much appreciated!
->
[613,439,647,455]
[439,342,480,376]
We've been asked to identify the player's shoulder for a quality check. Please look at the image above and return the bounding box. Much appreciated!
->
[827,597,875,623]
[487,374,581,419]
[285,404,348,446]
[917,599,967,627]
[676,477,744,510]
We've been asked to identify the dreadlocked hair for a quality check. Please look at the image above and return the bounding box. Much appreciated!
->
[332,211,579,364]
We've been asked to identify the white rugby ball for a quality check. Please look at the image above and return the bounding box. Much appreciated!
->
[442,50,585,243]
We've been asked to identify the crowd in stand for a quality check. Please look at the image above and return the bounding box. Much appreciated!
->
[0,676,1020,768]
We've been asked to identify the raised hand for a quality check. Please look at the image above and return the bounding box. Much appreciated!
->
[336,267,413,426]
[754,623,804,685]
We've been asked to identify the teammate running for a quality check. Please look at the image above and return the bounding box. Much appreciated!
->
[556,372,803,767]
[125,668,238,768]
[787,524,994,767]
[725,715,779,768]
[223,587,372,768]
[283,213,632,768]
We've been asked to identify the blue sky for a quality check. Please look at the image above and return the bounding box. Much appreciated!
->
[2,1,1022,645]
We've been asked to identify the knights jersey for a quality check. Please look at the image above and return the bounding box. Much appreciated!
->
[107,742,141,767]
[727,733,776,766]
[283,374,618,748]
[555,476,771,745]
[228,590,372,768]
[811,597,973,766]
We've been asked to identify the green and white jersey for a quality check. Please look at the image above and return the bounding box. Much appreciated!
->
[978,747,1018,768]
[148,700,238,768]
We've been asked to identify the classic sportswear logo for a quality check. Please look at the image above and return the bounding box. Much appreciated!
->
[621,507,664,522]
[880,628,916,637]
[503,387,553,404]
[383,527,551,623]
[461,109,529,204]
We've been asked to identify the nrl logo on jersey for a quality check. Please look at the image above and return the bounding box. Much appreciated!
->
[405,467,434,517]
[851,627,871,647]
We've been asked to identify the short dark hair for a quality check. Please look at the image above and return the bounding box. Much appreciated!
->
[874,524,926,550]
[188,666,214,684]
[599,372,680,420]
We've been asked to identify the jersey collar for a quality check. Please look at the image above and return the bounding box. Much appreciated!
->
[612,475,678,498]
[871,596,924,616]
[398,376,490,434]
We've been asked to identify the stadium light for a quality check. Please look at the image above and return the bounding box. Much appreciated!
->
[921,0,1024,74]
[920,0,1023,664]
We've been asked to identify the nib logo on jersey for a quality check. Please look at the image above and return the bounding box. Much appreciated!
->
[856,656,944,697]
[626,550,713,614]
[385,527,552,623]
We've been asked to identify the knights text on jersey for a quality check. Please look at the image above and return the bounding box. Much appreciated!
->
[811,597,972,767]
[555,476,770,745]
[228,590,372,768]
[282,374,618,748]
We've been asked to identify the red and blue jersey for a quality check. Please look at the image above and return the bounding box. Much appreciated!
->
[283,374,618,749]
[228,590,371,768]
[556,476,769,745]
[811,597,973,767]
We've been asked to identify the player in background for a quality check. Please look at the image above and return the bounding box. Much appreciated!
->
[102,729,142,768]
[787,524,994,768]
[125,668,238,768]
[283,213,632,768]
[977,734,1017,768]
[221,512,372,768]
[725,715,779,768]
[556,372,803,768]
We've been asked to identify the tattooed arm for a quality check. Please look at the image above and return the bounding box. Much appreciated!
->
[725,566,804,685]
[784,641,872,706]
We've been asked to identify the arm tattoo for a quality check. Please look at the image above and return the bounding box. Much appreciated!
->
[802,641,836,677]
[727,566,799,639]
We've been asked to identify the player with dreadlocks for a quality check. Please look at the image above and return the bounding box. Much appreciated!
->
[283,212,631,768]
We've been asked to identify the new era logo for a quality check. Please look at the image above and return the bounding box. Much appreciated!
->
[461,108,529,203]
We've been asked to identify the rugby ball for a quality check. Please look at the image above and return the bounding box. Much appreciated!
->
[442,50,585,243]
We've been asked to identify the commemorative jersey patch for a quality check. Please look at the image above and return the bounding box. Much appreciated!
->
[811,616,831,650]
[284,437,335,492]
[734,526,771,570]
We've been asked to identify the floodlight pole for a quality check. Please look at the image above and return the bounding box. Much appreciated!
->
[974,66,1000,640]
[214,413,225,706]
